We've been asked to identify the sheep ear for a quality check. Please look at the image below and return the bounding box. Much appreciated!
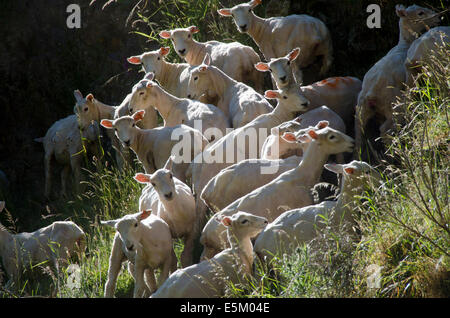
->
[188,26,200,34]
[0,201,5,212]
[159,30,171,39]
[344,167,355,175]
[316,121,329,129]
[133,110,146,122]
[139,210,152,221]
[308,130,318,140]
[217,8,232,17]
[295,116,302,124]
[163,156,174,171]
[287,48,301,61]
[100,220,118,228]
[324,163,344,174]
[202,53,211,66]
[395,5,407,18]
[221,216,233,227]
[297,134,312,143]
[144,72,155,81]
[250,0,262,9]
[100,119,114,129]
[159,47,170,56]
[255,62,269,72]
[74,90,84,102]
[86,94,94,102]
[127,55,142,65]
[281,132,297,143]
[264,90,281,100]
[134,173,151,184]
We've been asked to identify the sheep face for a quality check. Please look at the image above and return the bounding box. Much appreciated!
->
[325,161,381,189]
[128,79,159,114]
[264,85,310,115]
[127,47,170,75]
[255,48,302,88]
[218,0,261,33]
[100,111,145,148]
[187,63,210,100]
[221,211,268,239]
[396,5,439,40]
[73,90,96,132]
[160,27,199,59]
[135,169,176,202]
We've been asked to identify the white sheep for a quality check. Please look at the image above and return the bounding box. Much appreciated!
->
[0,201,86,289]
[261,106,346,160]
[127,47,195,99]
[151,212,268,298]
[187,53,273,128]
[354,4,439,153]
[100,110,209,183]
[201,155,303,214]
[159,26,264,93]
[218,0,333,84]
[254,161,380,263]
[188,76,309,239]
[101,210,176,297]
[255,50,361,128]
[200,123,354,259]
[134,157,197,268]
[35,113,101,198]
[404,26,450,86]
[127,72,230,143]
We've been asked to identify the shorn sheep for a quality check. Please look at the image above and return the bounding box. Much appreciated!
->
[101,210,176,298]
[159,25,264,93]
[127,72,229,143]
[200,122,354,259]
[254,161,380,264]
[0,201,86,289]
[219,0,333,84]
[134,157,197,267]
[151,212,268,298]
[354,4,439,155]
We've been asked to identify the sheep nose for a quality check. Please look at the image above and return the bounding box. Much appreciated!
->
[240,24,247,30]
[129,108,133,113]
[301,102,309,108]
[187,94,192,99]
[178,49,186,55]
[127,244,134,251]
[124,140,130,146]
[280,76,287,82]
[164,192,173,200]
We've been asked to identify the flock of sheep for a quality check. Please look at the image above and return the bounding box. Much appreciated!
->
[1,0,448,298]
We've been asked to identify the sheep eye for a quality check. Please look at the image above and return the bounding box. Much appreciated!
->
[418,11,424,16]
[283,96,288,100]
[269,68,273,72]
[169,173,173,179]
[241,219,249,224]
[139,91,145,96]
[194,76,198,81]
[132,123,136,127]
[84,107,88,112]
[329,135,335,140]
[151,183,156,187]
[188,34,191,38]
[134,223,138,227]
[287,61,291,65]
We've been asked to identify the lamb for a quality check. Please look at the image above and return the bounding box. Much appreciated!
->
[127,47,195,99]
[0,201,86,289]
[218,0,333,84]
[354,4,439,154]
[159,26,264,93]
[255,50,361,129]
[261,106,346,160]
[35,113,101,198]
[201,155,303,214]
[134,157,197,268]
[404,26,450,86]
[200,123,354,259]
[254,161,380,264]
[127,72,230,143]
[187,53,273,128]
[100,110,209,182]
[151,212,268,298]
[188,76,309,237]
[101,210,176,297]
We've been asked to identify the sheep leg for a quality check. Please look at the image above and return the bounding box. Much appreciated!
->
[132,260,147,298]
[180,233,195,268]
[354,103,373,158]
[104,235,126,298]
[70,156,83,195]
[144,269,157,294]
[157,258,172,289]
[60,165,71,198]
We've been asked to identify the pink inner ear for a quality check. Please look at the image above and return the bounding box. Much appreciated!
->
[308,130,318,140]
[218,9,232,16]
[255,63,269,71]
[86,94,94,102]
[265,91,279,99]
[159,31,171,39]
[288,48,300,61]
[282,132,297,142]
[344,167,354,175]
[100,120,113,128]
[199,66,207,72]
[221,217,232,227]
[133,110,145,121]
[134,173,150,183]
[127,56,141,64]
[317,121,329,129]
[160,47,170,56]
[189,26,200,33]
[140,210,152,220]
